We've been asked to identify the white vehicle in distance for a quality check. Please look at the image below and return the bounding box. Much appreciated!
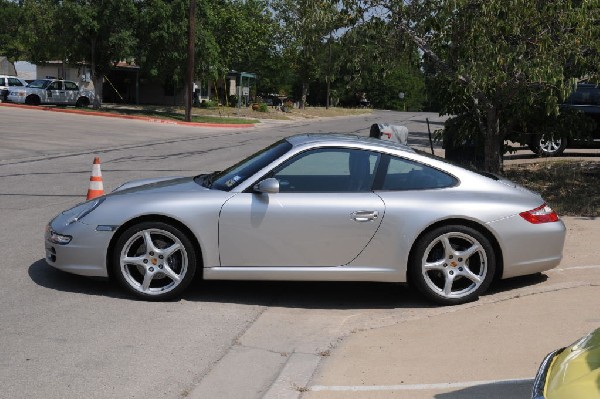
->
[0,75,28,102]
[8,78,93,107]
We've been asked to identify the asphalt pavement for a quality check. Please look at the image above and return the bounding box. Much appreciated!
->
[303,216,600,399]
[0,103,599,399]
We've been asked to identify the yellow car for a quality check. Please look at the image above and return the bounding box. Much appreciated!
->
[532,327,600,399]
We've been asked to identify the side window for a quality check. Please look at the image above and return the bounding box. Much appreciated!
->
[568,87,599,106]
[48,81,62,90]
[8,78,23,87]
[64,81,78,90]
[0,78,5,86]
[379,156,457,190]
[273,148,379,193]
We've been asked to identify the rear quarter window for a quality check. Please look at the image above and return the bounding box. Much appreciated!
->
[377,155,457,190]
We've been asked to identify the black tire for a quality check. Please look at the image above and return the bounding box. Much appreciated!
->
[112,221,197,301]
[528,134,567,156]
[409,225,496,305]
[25,95,40,106]
[75,97,89,107]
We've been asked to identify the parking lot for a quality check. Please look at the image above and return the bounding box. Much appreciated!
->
[0,104,599,399]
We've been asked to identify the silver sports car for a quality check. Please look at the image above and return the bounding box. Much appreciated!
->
[45,134,566,304]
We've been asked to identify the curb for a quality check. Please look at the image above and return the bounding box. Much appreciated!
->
[0,102,256,128]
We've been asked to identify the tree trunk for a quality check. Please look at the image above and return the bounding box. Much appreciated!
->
[90,38,102,109]
[300,82,308,109]
[483,107,502,174]
[92,75,104,109]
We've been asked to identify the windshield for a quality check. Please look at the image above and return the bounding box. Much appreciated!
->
[27,79,51,89]
[206,139,292,191]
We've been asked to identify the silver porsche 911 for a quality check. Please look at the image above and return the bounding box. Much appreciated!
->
[45,134,566,304]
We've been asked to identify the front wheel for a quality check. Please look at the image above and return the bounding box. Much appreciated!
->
[25,95,40,106]
[112,222,197,300]
[409,225,496,305]
[528,134,567,156]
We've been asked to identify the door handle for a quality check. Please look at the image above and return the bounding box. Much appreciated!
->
[351,210,378,222]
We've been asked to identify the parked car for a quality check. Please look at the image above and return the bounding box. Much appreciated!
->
[528,83,600,156]
[7,78,92,107]
[45,134,566,303]
[0,75,28,102]
[532,327,600,399]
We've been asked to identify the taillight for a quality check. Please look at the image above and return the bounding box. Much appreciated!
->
[519,204,559,224]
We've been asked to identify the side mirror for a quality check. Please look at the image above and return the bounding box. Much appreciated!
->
[253,178,279,194]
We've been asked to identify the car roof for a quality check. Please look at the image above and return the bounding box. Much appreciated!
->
[285,133,416,154]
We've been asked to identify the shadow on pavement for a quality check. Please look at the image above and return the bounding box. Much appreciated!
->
[28,258,432,309]
[434,379,533,399]
[29,258,552,309]
[28,258,127,299]
[486,273,548,296]
[185,279,434,310]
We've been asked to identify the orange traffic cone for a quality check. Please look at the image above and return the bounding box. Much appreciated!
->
[86,157,105,200]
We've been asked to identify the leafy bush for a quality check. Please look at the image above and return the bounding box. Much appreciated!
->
[199,100,217,108]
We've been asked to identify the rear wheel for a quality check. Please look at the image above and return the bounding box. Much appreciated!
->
[112,222,197,301]
[528,134,567,156]
[409,225,496,305]
[75,97,89,107]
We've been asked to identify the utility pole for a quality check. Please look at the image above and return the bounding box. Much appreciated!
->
[326,33,332,109]
[185,0,196,122]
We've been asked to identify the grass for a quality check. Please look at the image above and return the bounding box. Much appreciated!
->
[89,103,372,124]
[504,161,600,217]
[91,106,258,124]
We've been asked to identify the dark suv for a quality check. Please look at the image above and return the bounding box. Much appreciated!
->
[528,83,600,156]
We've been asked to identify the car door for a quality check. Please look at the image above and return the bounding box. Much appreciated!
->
[63,81,79,104]
[8,77,25,90]
[46,81,65,104]
[218,147,385,267]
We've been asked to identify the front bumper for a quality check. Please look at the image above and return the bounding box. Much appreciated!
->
[7,93,26,104]
[532,348,563,399]
[45,220,115,278]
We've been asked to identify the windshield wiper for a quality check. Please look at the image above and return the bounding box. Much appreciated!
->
[201,171,220,188]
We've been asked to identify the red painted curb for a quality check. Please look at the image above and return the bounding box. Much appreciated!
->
[0,102,256,128]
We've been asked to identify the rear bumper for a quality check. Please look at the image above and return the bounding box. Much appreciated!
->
[488,216,566,279]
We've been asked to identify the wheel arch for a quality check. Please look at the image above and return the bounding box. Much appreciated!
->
[106,214,204,280]
[406,218,504,284]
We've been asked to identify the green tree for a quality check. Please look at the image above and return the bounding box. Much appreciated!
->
[0,0,25,61]
[366,0,599,172]
[60,0,138,108]
[136,0,276,105]
[271,0,353,108]
[136,0,189,101]
[19,0,64,64]
[334,16,425,110]
[210,0,276,102]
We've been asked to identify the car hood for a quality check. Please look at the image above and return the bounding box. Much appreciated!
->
[112,176,187,192]
[110,176,207,196]
[545,327,600,399]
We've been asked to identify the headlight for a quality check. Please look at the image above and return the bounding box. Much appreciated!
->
[47,226,72,244]
[63,197,106,225]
